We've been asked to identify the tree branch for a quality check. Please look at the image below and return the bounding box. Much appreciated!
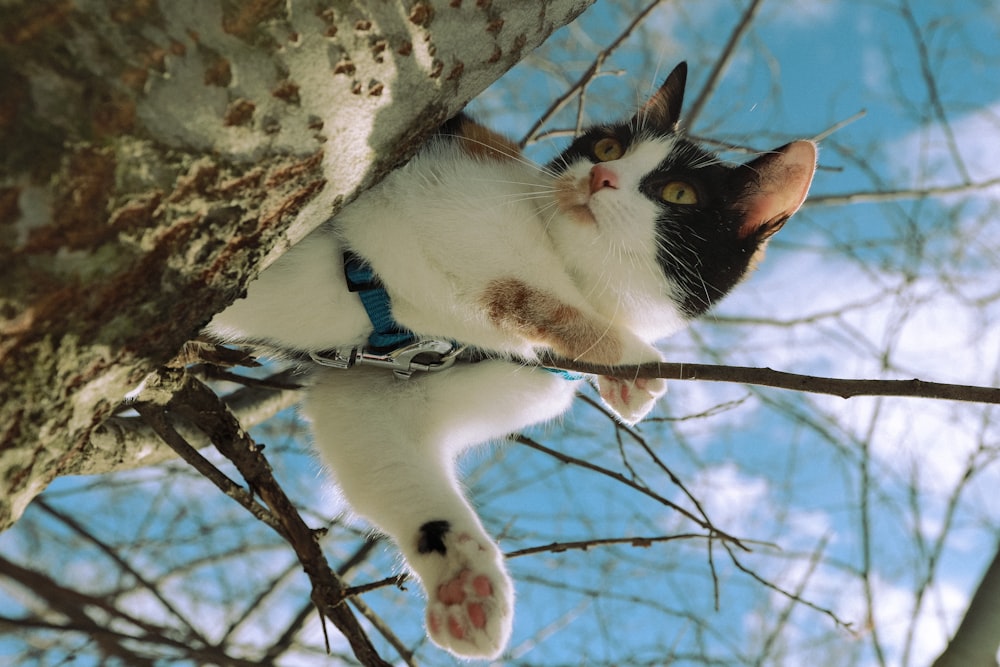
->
[135,368,391,667]
[71,368,302,477]
[537,356,1000,405]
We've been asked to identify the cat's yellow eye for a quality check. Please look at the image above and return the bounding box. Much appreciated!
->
[661,180,699,205]
[593,137,624,162]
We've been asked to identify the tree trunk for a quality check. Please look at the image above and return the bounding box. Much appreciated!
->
[0,0,594,531]
[932,543,1000,667]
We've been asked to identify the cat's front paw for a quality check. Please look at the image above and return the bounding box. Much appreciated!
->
[597,338,666,424]
[597,374,667,425]
[414,520,513,659]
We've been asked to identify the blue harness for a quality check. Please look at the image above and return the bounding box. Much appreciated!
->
[316,251,583,381]
[343,252,417,353]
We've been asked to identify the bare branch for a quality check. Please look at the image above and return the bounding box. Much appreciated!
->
[349,597,419,667]
[514,435,751,550]
[899,0,972,185]
[806,177,1000,207]
[537,356,1000,405]
[720,541,856,633]
[135,369,392,667]
[518,0,670,147]
[132,399,282,534]
[73,368,301,477]
[505,532,724,558]
[683,0,766,128]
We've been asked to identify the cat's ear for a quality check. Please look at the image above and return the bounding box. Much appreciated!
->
[634,62,687,132]
[733,140,817,240]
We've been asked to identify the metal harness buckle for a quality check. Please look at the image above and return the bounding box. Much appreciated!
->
[310,339,466,379]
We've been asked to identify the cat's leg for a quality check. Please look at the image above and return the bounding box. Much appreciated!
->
[303,362,577,658]
[481,277,667,423]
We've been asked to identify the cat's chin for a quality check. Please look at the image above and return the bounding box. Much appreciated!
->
[566,204,596,225]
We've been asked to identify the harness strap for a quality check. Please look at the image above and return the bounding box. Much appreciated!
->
[343,251,417,353]
[340,250,585,381]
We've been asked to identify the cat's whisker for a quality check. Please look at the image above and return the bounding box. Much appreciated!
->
[473,187,557,200]
[466,180,558,194]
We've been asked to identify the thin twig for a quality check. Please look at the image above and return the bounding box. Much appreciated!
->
[899,0,971,185]
[577,393,722,534]
[505,533,722,558]
[349,597,418,667]
[754,534,832,666]
[519,0,669,147]
[34,499,210,646]
[683,0,766,128]
[811,109,868,143]
[132,401,283,533]
[343,574,410,598]
[806,176,1000,207]
[720,541,855,632]
[344,533,766,597]
[515,435,751,551]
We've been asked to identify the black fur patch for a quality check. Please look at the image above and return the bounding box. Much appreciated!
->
[417,520,451,555]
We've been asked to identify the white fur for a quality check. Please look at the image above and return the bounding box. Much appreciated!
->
[207,136,683,658]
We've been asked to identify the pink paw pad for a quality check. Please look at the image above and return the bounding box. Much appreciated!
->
[434,570,493,639]
[417,528,513,658]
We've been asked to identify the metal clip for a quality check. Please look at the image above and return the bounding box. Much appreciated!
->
[357,339,465,379]
[309,347,359,369]
[310,339,464,378]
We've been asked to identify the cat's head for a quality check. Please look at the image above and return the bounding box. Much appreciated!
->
[545,62,816,337]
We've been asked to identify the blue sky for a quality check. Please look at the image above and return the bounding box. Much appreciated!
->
[2,1,999,666]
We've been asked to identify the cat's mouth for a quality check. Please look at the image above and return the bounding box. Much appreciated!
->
[554,174,598,225]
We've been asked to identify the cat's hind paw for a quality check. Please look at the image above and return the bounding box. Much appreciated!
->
[415,522,513,659]
[597,375,667,425]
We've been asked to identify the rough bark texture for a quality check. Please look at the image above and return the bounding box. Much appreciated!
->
[0,0,594,531]
[932,543,1000,667]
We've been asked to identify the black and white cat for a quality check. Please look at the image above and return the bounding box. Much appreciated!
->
[206,63,816,659]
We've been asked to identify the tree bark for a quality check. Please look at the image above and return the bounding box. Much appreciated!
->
[932,543,1000,667]
[0,0,594,531]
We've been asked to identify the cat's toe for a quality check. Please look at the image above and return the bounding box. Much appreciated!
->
[598,375,667,425]
[415,524,513,659]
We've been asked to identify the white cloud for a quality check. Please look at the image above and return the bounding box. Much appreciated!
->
[685,462,771,530]
[741,561,970,666]
[840,571,967,665]
[889,100,1000,190]
[676,463,836,551]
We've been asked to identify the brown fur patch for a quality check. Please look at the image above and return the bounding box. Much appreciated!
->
[453,118,521,162]
[482,278,622,365]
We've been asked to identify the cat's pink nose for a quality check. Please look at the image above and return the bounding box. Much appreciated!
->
[589,164,619,193]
